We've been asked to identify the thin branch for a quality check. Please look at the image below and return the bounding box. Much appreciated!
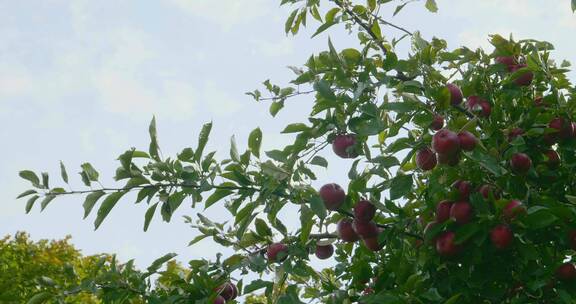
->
[372,14,413,37]
[334,0,387,55]
[259,90,315,102]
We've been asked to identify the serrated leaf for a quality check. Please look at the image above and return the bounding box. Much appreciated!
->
[143,202,159,232]
[17,189,37,199]
[425,0,438,12]
[390,174,413,200]
[309,194,327,220]
[248,127,262,158]
[205,189,234,209]
[26,292,53,304]
[59,161,69,183]
[19,170,40,187]
[310,156,328,168]
[81,163,99,181]
[94,191,127,230]
[40,195,57,211]
[146,253,177,274]
[83,191,106,219]
[25,195,39,213]
[194,122,213,162]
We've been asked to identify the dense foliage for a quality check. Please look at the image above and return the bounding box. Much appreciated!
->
[17,0,576,303]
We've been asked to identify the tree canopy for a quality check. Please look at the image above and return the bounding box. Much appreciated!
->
[16,0,576,303]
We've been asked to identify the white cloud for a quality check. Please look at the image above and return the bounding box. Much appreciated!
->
[167,0,272,30]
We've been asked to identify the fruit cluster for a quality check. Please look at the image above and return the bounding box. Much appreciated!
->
[212,282,238,304]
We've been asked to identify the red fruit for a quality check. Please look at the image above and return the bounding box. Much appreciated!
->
[416,148,437,171]
[332,134,358,158]
[556,263,576,281]
[363,236,383,252]
[568,230,576,250]
[430,114,444,130]
[435,231,461,257]
[446,83,463,105]
[266,243,288,263]
[363,287,375,295]
[450,201,473,225]
[549,117,573,140]
[315,244,334,260]
[495,56,516,71]
[337,218,360,242]
[215,282,237,301]
[479,184,500,200]
[437,152,460,166]
[544,150,560,169]
[213,295,226,304]
[503,200,526,221]
[534,96,545,107]
[490,225,513,250]
[436,200,453,223]
[319,183,346,211]
[432,129,460,155]
[510,64,534,86]
[452,180,472,200]
[466,96,491,118]
[508,128,524,142]
[457,131,477,151]
[510,153,532,175]
[353,220,379,239]
[354,200,376,223]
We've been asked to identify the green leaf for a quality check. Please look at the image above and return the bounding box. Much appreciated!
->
[310,156,328,168]
[572,0,576,12]
[41,172,49,189]
[144,202,159,232]
[371,22,382,40]
[205,189,234,209]
[524,208,558,229]
[19,170,40,187]
[25,195,39,214]
[393,2,408,16]
[299,205,314,242]
[230,135,240,162]
[81,163,99,181]
[94,191,127,230]
[188,234,209,246]
[309,194,327,220]
[444,294,462,304]
[146,252,177,273]
[285,9,299,34]
[261,160,290,180]
[26,292,53,304]
[255,218,272,237]
[17,189,37,199]
[243,279,273,294]
[311,21,337,38]
[281,123,309,133]
[59,161,69,183]
[425,0,438,12]
[40,195,57,211]
[149,116,160,161]
[390,174,413,200]
[313,80,336,101]
[454,223,479,244]
[248,127,262,158]
[83,191,106,219]
[194,122,213,162]
[270,100,284,117]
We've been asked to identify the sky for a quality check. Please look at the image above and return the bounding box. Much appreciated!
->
[1,0,575,292]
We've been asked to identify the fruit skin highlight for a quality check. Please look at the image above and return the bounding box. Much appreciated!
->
[491,225,513,250]
[332,134,359,158]
[319,183,346,211]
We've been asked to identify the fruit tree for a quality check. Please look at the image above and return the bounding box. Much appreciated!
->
[17,0,576,303]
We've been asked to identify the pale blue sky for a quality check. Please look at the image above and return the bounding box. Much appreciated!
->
[1,0,574,280]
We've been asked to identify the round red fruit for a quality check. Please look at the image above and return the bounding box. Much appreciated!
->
[450,201,473,225]
[510,153,532,175]
[363,236,383,252]
[479,184,500,200]
[353,220,379,239]
[315,244,334,260]
[508,128,524,142]
[503,200,526,221]
[215,282,237,301]
[430,114,444,130]
[354,200,376,223]
[510,64,533,86]
[490,225,513,250]
[432,129,460,155]
[319,183,346,211]
[452,180,472,200]
[446,83,463,105]
[466,96,491,118]
[213,295,226,304]
[416,147,437,171]
[332,134,358,158]
[436,231,461,257]
[457,131,477,151]
[556,263,576,281]
[266,243,288,263]
[436,200,453,223]
[495,56,516,71]
[544,150,560,169]
[337,218,360,242]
